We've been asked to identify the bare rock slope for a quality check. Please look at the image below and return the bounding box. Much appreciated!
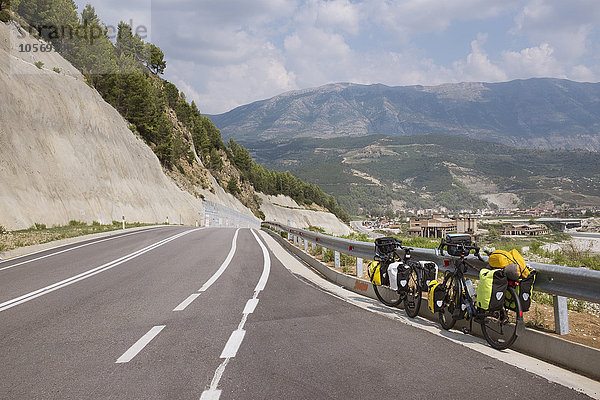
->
[0,22,208,229]
[0,21,350,235]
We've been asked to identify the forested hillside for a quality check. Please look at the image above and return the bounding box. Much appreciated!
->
[245,135,600,215]
[0,0,348,223]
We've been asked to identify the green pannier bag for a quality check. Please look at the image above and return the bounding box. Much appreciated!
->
[477,269,508,311]
[505,270,536,312]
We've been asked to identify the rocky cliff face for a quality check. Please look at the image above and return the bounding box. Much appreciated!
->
[0,21,218,229]
[211,80,600,151]
[0,21,350,235]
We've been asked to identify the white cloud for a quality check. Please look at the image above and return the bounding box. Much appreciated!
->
[512,0,600,59]
[453,34,508,82]
[500,43,564,78]
[74,0,600,113]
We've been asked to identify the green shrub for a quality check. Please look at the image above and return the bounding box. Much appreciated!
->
[0,10,10,22]
[0,224,5,233]
[34,61,44,69]
[52,67,61,73]
[34,223,47,230]
[68,220,86,227]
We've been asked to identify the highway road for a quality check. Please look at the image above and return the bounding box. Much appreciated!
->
[0,226,597,399]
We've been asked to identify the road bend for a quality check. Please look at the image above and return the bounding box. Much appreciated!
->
[0,227,596,399]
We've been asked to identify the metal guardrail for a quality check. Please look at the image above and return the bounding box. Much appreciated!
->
[264,221,600,335]
[203,200,260,229]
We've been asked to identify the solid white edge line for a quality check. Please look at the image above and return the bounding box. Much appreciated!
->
[258,230,600,400]
[250,229,270,293]
[220,330,246,359]
[0,226,166,270]
[173,293,201,312]
[116,325,166,363]
[243,298,259,315]
[199,229,239,292]
[0,229,199,312]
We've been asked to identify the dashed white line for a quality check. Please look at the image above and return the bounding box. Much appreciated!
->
[242,298,259,315]
[220,330,246,359]
[200,229,271,400]
[116,325,165,363]
[173,293,201,312]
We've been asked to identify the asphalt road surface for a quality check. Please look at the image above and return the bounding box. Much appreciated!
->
[0,226,596,399]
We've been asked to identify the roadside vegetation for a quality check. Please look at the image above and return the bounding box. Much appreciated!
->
[0,220,150,253]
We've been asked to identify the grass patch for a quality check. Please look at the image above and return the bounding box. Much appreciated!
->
[0,221,152,253]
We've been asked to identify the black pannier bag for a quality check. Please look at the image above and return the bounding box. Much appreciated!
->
[444,234,472,257]
[396,262,411,292]
[419,261,438,292]
[505,270,536,312]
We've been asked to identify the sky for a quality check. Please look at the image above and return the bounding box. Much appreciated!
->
[75,0,600,114]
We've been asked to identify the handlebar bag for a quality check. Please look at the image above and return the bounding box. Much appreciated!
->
[477,269,508,311]
[375,237,398,256]
[428,280,445,313]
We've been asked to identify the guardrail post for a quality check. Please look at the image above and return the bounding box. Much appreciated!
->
[553,296,570,335]
[311,242,316,252]
[357,257,363,277]
[304,240,308,251]
[322,246,326,259]
[334,251,340,269]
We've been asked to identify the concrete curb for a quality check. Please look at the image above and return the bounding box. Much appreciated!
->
[264,228,600,381]
[0,225,168,261]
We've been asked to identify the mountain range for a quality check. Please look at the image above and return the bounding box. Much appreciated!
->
[210,78,600,151]
[243,134,600,215]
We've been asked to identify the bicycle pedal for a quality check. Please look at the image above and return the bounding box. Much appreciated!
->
[461,327,471,334]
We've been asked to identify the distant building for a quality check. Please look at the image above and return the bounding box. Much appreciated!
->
[502,224,550,236]
[408,215,479,238]
[408,215,457,238]
[457,216,478,235]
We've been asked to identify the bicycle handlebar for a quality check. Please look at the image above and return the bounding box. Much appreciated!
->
[437,239,483,261]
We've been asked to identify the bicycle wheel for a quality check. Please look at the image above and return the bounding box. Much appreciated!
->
[403,265,421,318]
[438,272,458,330]
[373,284,403,307]
[481,286,522,350]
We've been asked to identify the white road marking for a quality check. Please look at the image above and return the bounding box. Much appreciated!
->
[116,325,165,363]
[199,229,239,292]
[259,230,600,400]
[200,229,271,400]
[0,227,164,271]
[173,293,201,312]
[0,229,200,312]
[242,298,259,315]
[172,229,240,312]
[220,330,246,358]
[251,229,271,293]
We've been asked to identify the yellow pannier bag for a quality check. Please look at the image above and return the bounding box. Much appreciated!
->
[428,280,444,313]
[488,249,530,279]
[368,261,382,286]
